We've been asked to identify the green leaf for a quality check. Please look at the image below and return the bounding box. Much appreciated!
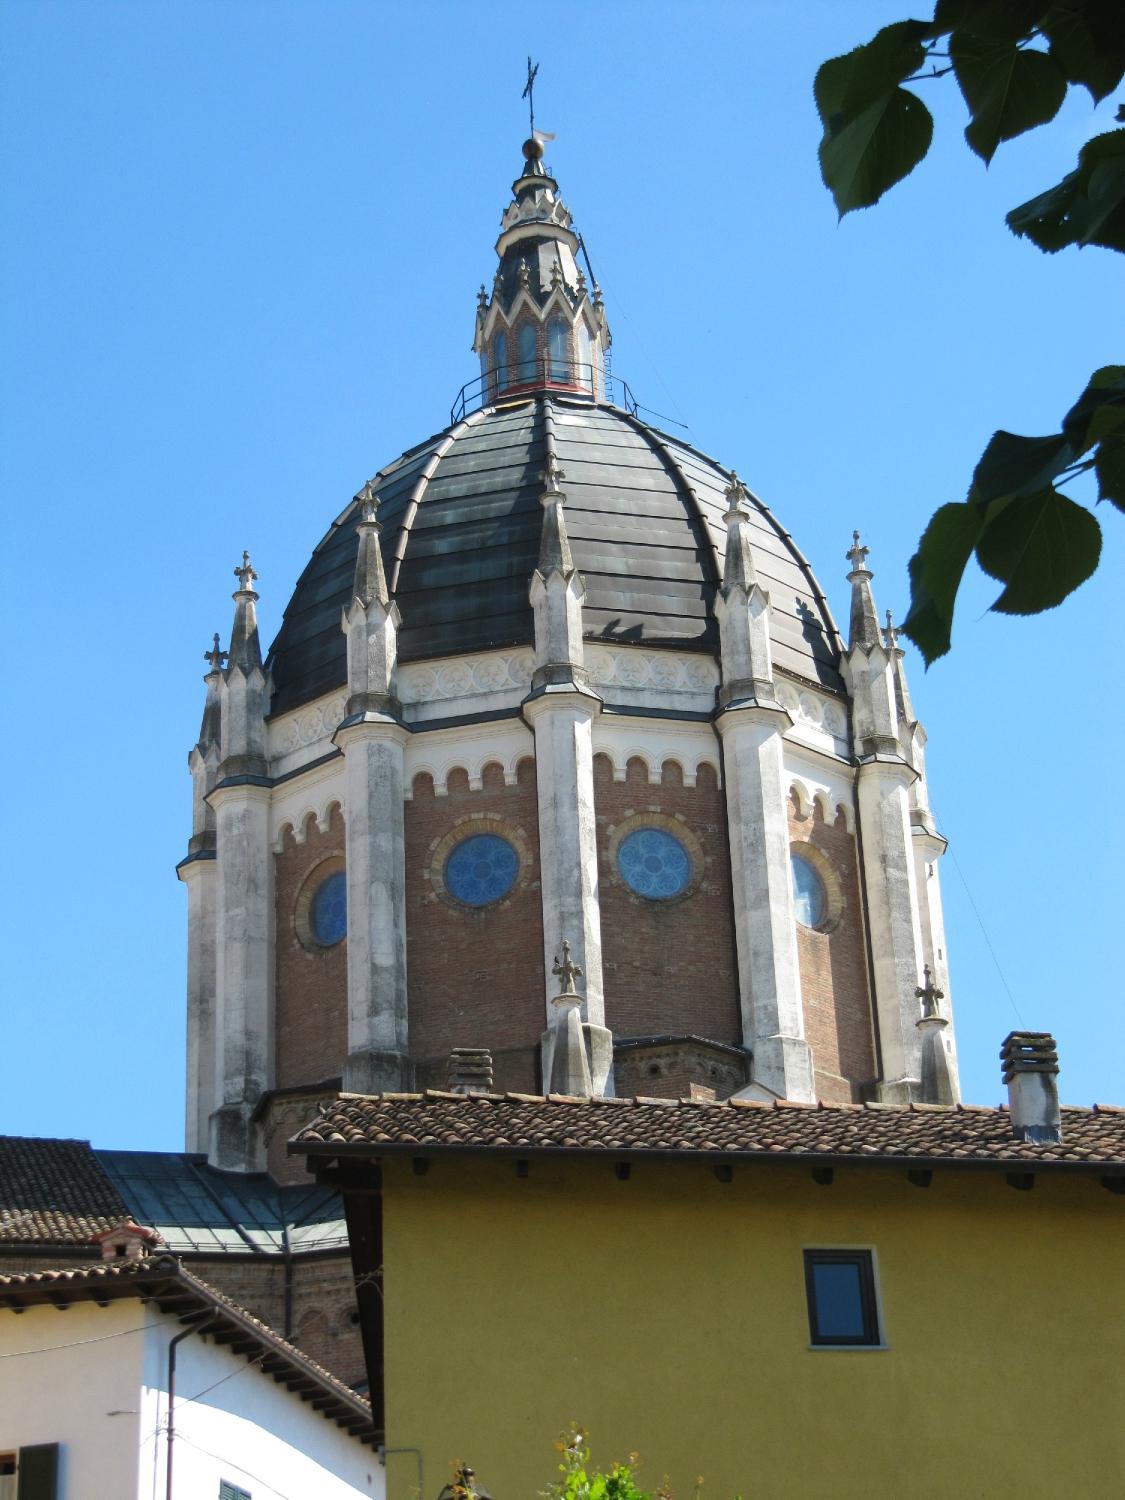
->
[815,21,932,124]
[952,34,1067,163]
[1095,435,1125,509]
[815,22,935,214]
[976,486,1102,611]
[1041,0,1125,103]
[1007,128,1125,251]
[968,429,1075,506]
[934,0,1046,44]
[901,502,985,663]
[818,90,934,214]
[1061,365,1125,453]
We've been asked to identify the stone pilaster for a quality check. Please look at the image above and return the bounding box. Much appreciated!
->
[843,537,927,1102]
[524,415,608,1079]
[714,476,813,1101]
[335,714,410,1092]
[180,634,225,1152]
[335,483,410,1092]
[209,555,272,1170]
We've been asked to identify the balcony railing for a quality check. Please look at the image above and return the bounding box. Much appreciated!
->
[450,359,638,425]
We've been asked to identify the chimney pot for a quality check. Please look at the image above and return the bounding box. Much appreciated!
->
[1000,1031,1061,1144]
[447,1047,494,1095]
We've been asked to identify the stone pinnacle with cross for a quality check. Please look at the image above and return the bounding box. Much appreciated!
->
[723,471,750,520]
[552,940,582,996]
[354,478,381,526]
[846,530,870,574]
[234,551,258,592]
[540,452,566,496]
[204,632,227,673]
[915,965,945,1020]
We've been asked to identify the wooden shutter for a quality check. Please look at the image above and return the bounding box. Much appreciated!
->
[16,1445,58,1500]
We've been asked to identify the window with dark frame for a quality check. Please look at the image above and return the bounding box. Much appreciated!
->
[219,1482,251,1500]
[803,1249,881,1346]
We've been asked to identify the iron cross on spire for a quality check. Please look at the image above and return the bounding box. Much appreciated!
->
[553,940,582,996]
[522,57,539,135]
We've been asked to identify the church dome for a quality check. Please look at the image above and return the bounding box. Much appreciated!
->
[266,395,842,717]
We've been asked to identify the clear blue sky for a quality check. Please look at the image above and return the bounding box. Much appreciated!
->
[2,1,1119,1149]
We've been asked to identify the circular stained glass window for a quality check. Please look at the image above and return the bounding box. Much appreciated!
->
[310,870,347,947]
[791,854,826,928]
[444,834,519,907]
[617,828,692,901]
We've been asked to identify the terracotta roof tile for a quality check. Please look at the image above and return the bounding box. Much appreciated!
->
[0,1136,128,1243]
[291,1092,1125,1170]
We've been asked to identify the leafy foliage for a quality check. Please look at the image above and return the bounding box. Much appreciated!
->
[814,0,1124,660]
[542,1427,734,1500]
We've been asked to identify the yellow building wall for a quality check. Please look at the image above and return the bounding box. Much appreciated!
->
[380,1157,1124,1500]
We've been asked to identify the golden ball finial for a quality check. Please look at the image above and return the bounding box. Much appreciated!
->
[521,136,543,163]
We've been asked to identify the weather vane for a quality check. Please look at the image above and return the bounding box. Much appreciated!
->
[522,57,539,135]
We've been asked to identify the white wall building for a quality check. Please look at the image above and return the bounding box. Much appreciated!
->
[0,1256,382,1500]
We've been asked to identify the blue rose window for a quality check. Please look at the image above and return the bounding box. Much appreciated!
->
[791,854,827,928]
[310,870,347,947]
[617,828,692,900]
[444,834,519,907]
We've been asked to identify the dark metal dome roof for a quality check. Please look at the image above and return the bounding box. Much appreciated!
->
[266,395,843,717]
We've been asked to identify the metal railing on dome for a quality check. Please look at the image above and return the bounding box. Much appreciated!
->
[449,358,638,425]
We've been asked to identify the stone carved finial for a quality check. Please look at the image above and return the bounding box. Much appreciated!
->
[846,530,871,574]
[576,266,588,297]
[550,259,564,290]
[592,281,603,309]
[915,965,945,1020]
[477,283,488,312]
[883,608,900,652]
[355,478,381,527]
[540,451,566,498]
[204,632,228,673]
[723,471,750,521]
[552,939,583,996]
[518,259,531,290]
[233,551,258,593]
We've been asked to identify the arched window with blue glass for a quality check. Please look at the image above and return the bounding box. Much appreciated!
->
[548,319,570,383]
[492,331,508,395]
[309,869,347,947]
[791,853,827,929]
[516,323,537,385]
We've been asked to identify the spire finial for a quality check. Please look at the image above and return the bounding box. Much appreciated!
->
[915,965,945,1020]
[234,550,258,594]
[204,633,228,673]
[355,478,381,527]
[883,608,902,653]
[477,283,488,313]
[723,471,750,522]
[846,530,870,575]
[552,939,582,996]
[540,451,566,498]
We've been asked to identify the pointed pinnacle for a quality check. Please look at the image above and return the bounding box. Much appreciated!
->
[355,478,381,527]
[883,609,900,652]
[204,632,228,672]
[723,471,751,522]
[540,451,566,497]
[846,530,870,575]
[552,939,583,996]
[233,551,258,593]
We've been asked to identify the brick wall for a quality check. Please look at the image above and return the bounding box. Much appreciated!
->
[788,792,878,1101]
[274,804,348,1091]
[594,755,740,1047]
[405,758,545,1092]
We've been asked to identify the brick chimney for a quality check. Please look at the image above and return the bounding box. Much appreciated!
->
[1001,1031,1062,1144]
[447,1048,494,1095]
[91,1218,163,1262]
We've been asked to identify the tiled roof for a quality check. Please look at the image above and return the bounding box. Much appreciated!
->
[292,1091,1125,1171]
[0,1256,377,1443]
[0,1136,128,1242]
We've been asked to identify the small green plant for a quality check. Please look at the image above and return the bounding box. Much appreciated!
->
[543,1426,660,1500]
